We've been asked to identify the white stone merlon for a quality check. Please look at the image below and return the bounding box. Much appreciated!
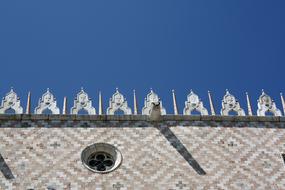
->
[34,88,60,114]
[183,90,208,115]
[257,90,282,116]
[142,89,166,115]
[70,88,96,115]
[0,88,23,114]
[106,88,132,115]
[220,89,245,116]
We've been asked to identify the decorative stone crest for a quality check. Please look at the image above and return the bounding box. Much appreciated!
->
[106,88,132,115]
[70,88,96,115]
[183,90,208,115]
[221,90,245,116]
[35,89,60,114]
[0,88,23,114]
[257,90,282,116]
[142,89,166,115]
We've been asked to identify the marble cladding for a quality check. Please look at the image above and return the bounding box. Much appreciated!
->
[0,115,285,189]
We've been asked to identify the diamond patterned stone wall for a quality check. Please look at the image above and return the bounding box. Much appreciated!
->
[0,118,285,189]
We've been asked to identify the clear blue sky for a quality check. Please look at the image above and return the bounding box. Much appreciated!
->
[0,1,284,114]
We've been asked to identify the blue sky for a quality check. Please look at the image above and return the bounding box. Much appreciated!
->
[0,0,284,114]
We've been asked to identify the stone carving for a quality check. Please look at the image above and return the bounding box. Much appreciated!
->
[106,88,132,115]
[1,87,284,117]
[35,89,60,114]
[0,88,23,114]
[257,90,282,116]
[149,102,162,121]
[70,88,96,115]
[221,90,245,116]
[183,90,208,115]
[142,89,166,115]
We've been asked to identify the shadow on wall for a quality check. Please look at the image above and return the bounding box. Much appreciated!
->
[0,153,14,179]
[156,125,206,175]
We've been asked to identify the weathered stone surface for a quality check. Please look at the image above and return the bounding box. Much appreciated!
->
[0,116,285,189]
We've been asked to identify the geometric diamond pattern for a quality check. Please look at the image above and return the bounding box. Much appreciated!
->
[0,119,285,189]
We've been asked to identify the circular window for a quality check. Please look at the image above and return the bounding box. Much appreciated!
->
[81,143,122,173]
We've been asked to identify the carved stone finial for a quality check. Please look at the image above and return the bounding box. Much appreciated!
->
[62,97,67,114]
[172,90,179,115]
[142,89,166,115]
[281,93,285,116]
[34,89,60,114]
[208,91,216,115]
[183,90,208,115]
[246,92,253,116]
[0,88,23,114]
[133,89,138,115]
[106,89,132,115]
[98,91,103,115]
[221,90,245,116]
[70,89,96,115]
[25,91,31,114]
[257,90,282,116]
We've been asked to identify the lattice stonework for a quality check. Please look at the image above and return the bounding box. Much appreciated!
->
[257,90,282,116]
[0,88,23,114]
[220,90,245,116]
[142,89,166,115]
[183,90,208,115]
[34,89,60,114]
[70,88,96,115]
[106,88,132,115]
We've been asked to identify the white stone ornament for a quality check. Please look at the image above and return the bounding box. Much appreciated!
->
[0,88,23,114]
[183,90,208,115]
[35,89,60,114]
[221,90,245,116]
[257,90,282,116]
[142,89,166,115]
[70,88,96,115]
[106,88,132,115]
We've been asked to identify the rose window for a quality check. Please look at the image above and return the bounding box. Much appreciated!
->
[81,143,122,173]
[87,152,115,171]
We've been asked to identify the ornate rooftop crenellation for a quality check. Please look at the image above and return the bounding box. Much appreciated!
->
[0,88,284,116]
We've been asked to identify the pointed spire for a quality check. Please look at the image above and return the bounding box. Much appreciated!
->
[62,96,67,114]
[133,90,138,115]
[172,90,178,115]
[246,92,253,116]
[281,93,285,116]
[98,91,103,115]
[25,91,31,114]
[208,91,216,115]
[225,89,230,95]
